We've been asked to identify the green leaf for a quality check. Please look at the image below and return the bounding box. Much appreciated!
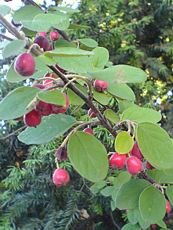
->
[55,6,80,14]
[139,185,166,223]
[54,38,76,48]
[31,13,69,31]
[93,91,111,105]
[166,185,173,205]
[116,179,150,210]
[79,38,98,48]
[67,131,108,182]
[127,209,139,225]
[90,181,106,194]
[137,210,151,229]
[46,47,93,56]
[2,40,26,59]
[122,106,161,123]
[118,100,135,113]
[37,90,65,106]
[122,223,140,230]
[156,219,167,229]
[6,63,26,82]
[89,65,147,83]
[115,131,134,154]
[101,186,113,197]
[0,5,11,16]
[90,47,109,69]
[13,5,43,28]
[108,84,135,101]
[136,123,173,169]
[0,87,39,120]
[18,114,76,144]
[104,109,119,123]
[147,168,173,184]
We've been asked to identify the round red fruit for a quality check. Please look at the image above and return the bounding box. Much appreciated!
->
[34,35,50,51]
[166,200,171,214]
[36,101,52,116]
[88,108,97,118]
[51,94,69,114]
[52,168,70,187]
[50,31,60,41]
[126,156,143,175]
[14,53,35,76]
[109,153,127,169]
[83,127,93,135]
[93,80,109,92]
[24,110,41,127]
[131,142,143,160]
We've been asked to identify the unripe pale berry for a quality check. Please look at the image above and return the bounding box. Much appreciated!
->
[131,142,143,160]
[93,80,109,92]
[83,127,93,135]
[166,200,171,214]
[24,110,42,127]
[51,94,69,114]
[36,101,52,116]
[50,31,60,41]
[52,168,70,187]
[126,156,143,175]
[14,53,35,76]
[34,35,50,51]
[109,153,127,169]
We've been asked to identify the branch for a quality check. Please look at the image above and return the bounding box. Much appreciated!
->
[0,125,26,141]
[0,33,13,41]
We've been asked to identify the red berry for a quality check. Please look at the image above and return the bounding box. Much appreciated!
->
[51,94,69,114]
[93,80,109,92]
[14,53,35,76]
[34,35,50,51]
[83,127,93,135]
[88,108,97,118]
[109,153,127,169]
[52,168,70,187]
[43,73,57,88]
[24,110,41,127]
[50,31,60,41]
[32,83,45,90]
[36,31,47,37]
[150,224,157,230]
[36,101,52,116]
[146,161,154,170]
[126,156,143,175]
[131,142,143,160]
[166,200,171,214]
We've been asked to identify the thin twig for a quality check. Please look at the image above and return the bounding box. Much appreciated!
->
[0,125,26,141]
[0,33,13,41]
[110,212,121,230]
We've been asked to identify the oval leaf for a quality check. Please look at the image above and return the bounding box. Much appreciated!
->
[139,186,166,223]
[166,185,173,205]
[46,47,93,56]
[37,89,65,106]
[67,131,108,182]
[136,123,173,169]
[6,63,26,82]
[0,86,39,120]
[0,5,11,16]
[108,84,135,101]
[122,106,161,123]
[18,114,76,144]
[115,131,134,154]
[147,168,173,184]
[122,223,140,230]
[104,109,119,123]
[91,47,109,69]
[2,40,26,59]
[79,38,98,48]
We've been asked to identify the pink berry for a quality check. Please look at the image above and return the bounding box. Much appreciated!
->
[109,153,127,169]
[23,110,41,127]
[166,200,171,214]
[93,80,109,92]
[83,127,93,135]
[43,73,57,88]
[88,108,97,118]
[52,168,70,187]
[14,53,35,76]
[36,31,47,37]
[126,156,143,175]
[51,94,69,114]
[34,35,50,51]
[131,142,143,160]
[36,101,52,116]
[50,31,60,41]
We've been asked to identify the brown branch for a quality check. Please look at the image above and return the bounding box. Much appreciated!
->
[0,125,26,141]
[0,33,13,41]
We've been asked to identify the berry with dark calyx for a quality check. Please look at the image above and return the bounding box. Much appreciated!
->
[51,94,69,114]
[50,31,60,41]
[166,200,172,214]
[131,142,143,160]
[36,101,52,116]
[126,156,143,175]
[83,127,93,135]
[146,161,154,170]
[150,224,157,230]
[52,168,70,187]
[55,146,68,161]
[93,80,109,92]
[43,73,57,88]
[14,53,35,76]
[34,35,50,51]
[88,108,97,118]
[36,31,47,37]
[109,153,127,169]
[24,109,41,127]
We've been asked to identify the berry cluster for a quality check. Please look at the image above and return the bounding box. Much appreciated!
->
[109,142,153,175]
